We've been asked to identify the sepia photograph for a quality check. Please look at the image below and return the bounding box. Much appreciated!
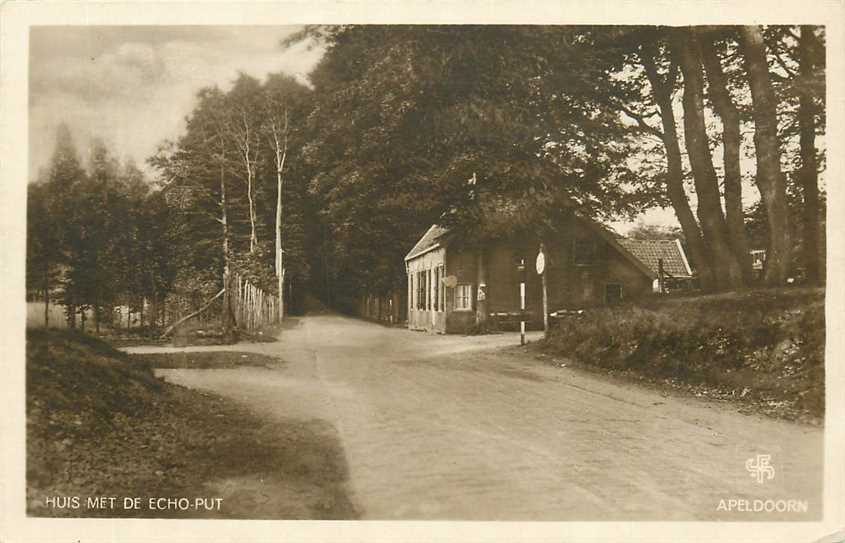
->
[2,2,844,542]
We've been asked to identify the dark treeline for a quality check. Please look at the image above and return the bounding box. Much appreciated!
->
[27,126,175,331]
[27,25,826,331]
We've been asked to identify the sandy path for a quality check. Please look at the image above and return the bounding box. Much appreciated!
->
[125,314,823,520]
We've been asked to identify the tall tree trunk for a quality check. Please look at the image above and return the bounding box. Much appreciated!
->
[273,109,288,322]
[276,165,284,321]
[699,31,753,283]
[220,160,236,341]
[798,25,822,284]
[247,167,257,253]
[672,29,744,290]
[640,44,714,290]
[740,25,791,286]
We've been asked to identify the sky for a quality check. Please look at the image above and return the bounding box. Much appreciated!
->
[29,26,325,180]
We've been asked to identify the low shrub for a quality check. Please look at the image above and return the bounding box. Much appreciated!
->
[543,288,825,422]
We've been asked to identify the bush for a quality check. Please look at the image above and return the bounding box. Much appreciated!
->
[543,288,825,421]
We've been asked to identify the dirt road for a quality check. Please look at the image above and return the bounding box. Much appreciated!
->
[125,314,823,520]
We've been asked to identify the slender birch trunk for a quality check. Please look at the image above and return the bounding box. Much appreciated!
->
[271,107,289,322]
[220,157,236,340]
[246,162,257,253]
[241,112,258,253]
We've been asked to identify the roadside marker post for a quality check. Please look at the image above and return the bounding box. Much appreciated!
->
[537,244,548,334]
[518,258,526,345]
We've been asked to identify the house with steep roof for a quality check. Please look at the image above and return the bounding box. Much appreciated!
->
[405,214,690,334]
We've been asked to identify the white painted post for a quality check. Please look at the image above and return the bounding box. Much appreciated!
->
[519,257,526,346]
[538,243,548,334]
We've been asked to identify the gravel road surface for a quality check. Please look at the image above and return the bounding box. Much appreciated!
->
[125,314,823,520]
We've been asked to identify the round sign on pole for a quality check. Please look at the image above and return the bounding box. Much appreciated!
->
[443,275,458,288]
[535,251,546,275]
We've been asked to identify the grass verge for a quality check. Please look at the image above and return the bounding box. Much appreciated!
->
[26,329,357,519]
[131,351,283,369]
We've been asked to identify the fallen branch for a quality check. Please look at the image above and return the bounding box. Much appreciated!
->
[161,288,225,338]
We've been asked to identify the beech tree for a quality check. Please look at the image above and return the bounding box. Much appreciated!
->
[735,25,826,283]
[740,25,792,286]
[295,25,648,308]
[796,26,825,283]
[588,26,825,290]
[670,28,744,289]
[697,28,752,282]
[616,33,716,289]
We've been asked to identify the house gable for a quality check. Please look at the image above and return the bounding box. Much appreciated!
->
[572,217,657,280]
[617,238,693,278]
[405,225,449,262]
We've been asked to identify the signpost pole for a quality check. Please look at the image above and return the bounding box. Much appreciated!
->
[519,258,526,346]
[539,244,548,333]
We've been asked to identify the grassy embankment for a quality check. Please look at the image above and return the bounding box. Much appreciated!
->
[540,288,824,424]
[26,329,357,518]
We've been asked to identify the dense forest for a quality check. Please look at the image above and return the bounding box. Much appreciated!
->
[26,25,826,334]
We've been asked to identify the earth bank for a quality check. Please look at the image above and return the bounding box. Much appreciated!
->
[26,329,357,519]
[540,287,824,425]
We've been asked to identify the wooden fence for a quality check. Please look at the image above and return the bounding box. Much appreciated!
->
[232,273,278,331]
[28,274,278,335]
[26,302,101,329]
[358,290,406,325]
[27,302,71,329]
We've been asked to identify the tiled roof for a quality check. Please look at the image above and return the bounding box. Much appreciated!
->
[405,225,449,261]
[617,238,692,278]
